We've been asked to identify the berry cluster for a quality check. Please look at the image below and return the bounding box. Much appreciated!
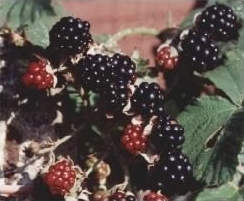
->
[155,3,238,73]
[49,16,93,56]
[130,82,164,116]
[155,45,178,71]
[143,191,168,201]
[121,124,148,154]
[22,61,54,89]
[150,149,193,196]
[42,159,76,196]
[76,53,136,115]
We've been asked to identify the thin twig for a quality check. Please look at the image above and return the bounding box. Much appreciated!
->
[105,27,158,48]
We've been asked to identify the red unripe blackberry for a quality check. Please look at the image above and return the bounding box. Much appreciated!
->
[143,191,168,201]
[155,45,179,71]
[121,124,148,154]
[22,73,34,86]
[49,16,93,56]
[109,191,125,201]
[195,3,238,41]
[42,159,76,196]
[179,29,220,72]
[22,61,54,90]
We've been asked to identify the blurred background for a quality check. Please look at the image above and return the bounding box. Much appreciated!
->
[58,0,207,65]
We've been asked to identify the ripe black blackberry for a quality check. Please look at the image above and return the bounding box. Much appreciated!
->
[150,117,185,152]
[179,29,220,72]
[102,79,129,116]
[76,54,114,93]
[130,82,165,116]
[150,149,193,196]
[110,53,136,84]
[195,3,238,41]
[49,16,93,56]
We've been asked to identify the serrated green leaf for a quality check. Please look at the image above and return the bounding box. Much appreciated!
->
[177,0,244,187]
[196,172,244,201]
[204,49,244,106]
[0,0,67,47]
[178,96,243,185]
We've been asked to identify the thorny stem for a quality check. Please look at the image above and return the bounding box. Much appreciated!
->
[108,175,129,194]
[37,124,85,155]
[105,27,158,48]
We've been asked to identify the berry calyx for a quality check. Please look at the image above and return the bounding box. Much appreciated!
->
[42,159,77,196]
[121,124,148,154]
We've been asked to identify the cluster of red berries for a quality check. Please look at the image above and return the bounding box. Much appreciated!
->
[155,45,178,71]
[143,191,168,201]
[121,124,148,155]
[42,159,76,196]
[22,61,54,89]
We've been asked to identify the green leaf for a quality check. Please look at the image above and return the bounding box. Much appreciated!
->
[196,172,244,201]
[178,96,244,185]
[204,49,244,105]
[0,0,68,47]
[177,0,244,186]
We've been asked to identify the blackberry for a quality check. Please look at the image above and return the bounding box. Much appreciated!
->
[195,3,238,41]
[77,54,114,92]
[179,30,220,72]
[102,79,129,115]
[130,82,165,116]
[49,16,92,56]
[110,53,136,84]
[150,118,185,152]
[150,149,193,196]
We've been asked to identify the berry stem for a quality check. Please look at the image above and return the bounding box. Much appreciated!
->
[105,27,158,47]
[37,124,85,155]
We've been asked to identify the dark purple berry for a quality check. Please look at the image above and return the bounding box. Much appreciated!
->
[130,82,165,116]
[49,16,93,56]
[150,149,193,196]
[195,3,238,41]
[179,29,220,72]
[77,54,114,92]
[150,118,185,151]
[102,79,129,115]
[110,53,136,84]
